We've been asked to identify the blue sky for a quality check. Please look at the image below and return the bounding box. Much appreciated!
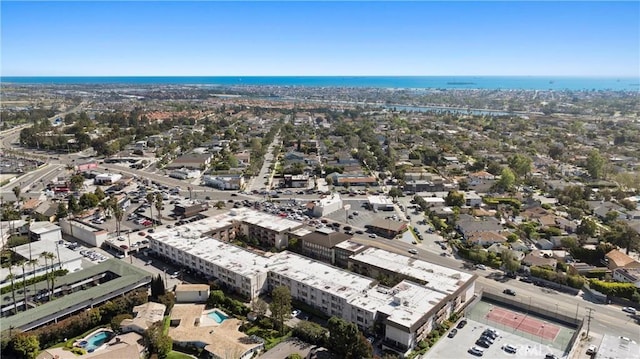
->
[1,1,638,76]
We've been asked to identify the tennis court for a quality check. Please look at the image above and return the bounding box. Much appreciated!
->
[486,306,560,341]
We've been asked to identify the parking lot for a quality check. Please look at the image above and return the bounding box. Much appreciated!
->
[425,316,567,359]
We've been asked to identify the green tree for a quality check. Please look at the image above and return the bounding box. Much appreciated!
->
[501,249,521,274]
[110,313,133,333]
[327,317,372,359]
[146,193,156,223]
[55,203,68,219]
[79,193,99,209]
[251,297,268,318]
[150,274,166,300]
[495,167,516,191]
[445,190,465,207]
[94,187,106,201]
[144,322,172,359]
[577,217,598,238]
[388,187,403,201]
[12,186,21,205]
[508,154,532,179]
[586,149,605,179]
[68,195,81,215]
[10,333,40,359]
[269,285,292,334]
[69,174,85,192]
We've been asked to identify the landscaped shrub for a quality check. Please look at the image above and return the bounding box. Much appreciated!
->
[589,279,639,301]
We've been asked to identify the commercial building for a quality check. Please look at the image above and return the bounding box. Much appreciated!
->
[297,227,352,265]
[167,154,213,170]
[94,173,122,185]
[368,195,395,211]
[203,175,245,190]
[173,202,209,218]
[310,193,343,218]
[283,174,310,188]
[59,219,109,247]
[367,218,408,239]
[169,169,201,180]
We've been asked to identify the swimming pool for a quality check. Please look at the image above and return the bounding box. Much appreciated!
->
[82,330,113,352]
[207,310,229,324]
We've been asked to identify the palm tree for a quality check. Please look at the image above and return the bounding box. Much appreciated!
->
[154,193,163,228]
[44,252,56,301]
[27,258,38,301]
[113,204,124,237]
[146,193,156,225]
[18,259,28,311]
[5,272,17,314]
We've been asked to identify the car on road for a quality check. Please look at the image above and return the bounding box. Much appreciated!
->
[368,234,377,238]
[457,319,467,329]
[545,354,559,359]
[476,264,487,270]
[440,244,447,250]
[503,288,516,296]
[447,328,458,338]
[519,277,533,283]
[468,347,484,356]
[502,344,517,354]
[622,307,637,315]
[355,230,364,234]
[408,249,418,255]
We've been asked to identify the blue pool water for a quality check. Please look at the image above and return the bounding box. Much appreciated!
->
[83,331,112,351]
[207,310,229,324]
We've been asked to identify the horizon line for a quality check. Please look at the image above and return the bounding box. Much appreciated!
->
[2,75,638,78]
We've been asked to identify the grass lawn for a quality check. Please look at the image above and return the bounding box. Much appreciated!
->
[166,351,195,359]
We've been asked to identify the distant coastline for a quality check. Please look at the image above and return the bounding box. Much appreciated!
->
[1,76,638,91]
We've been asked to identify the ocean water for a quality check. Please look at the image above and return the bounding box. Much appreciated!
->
[1,76,638,91]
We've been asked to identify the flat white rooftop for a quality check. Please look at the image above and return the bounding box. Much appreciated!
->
[232,207,303,233]
[350,247,474,295]
[29,222,61,235]
[351,280,449,330]
[150,230,271,278]
[367,195,393,205]
[268,251,375,302]
[315,193,342,207]
[334,240,367,252]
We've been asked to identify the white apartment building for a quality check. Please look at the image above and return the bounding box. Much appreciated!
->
[232,208,304,249]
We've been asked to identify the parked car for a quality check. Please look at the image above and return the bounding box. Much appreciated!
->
[586,345,598,355]
[475,339,491,348]
[545,354,559,359]
[502,344,517,354]
[291,309,301,317]
[503,288,516,296]
[476,264,487,270]
[457,319,468,329]
[447,328,458,338]
[468,347,484,356]
[483,329,498,339]
[408,249,418,255]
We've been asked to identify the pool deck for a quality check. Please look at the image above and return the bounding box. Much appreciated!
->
[37,331,144,359]
[169,304,262,358]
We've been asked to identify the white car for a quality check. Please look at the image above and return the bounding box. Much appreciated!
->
[476,264,487,270]
[622,307,637,315]
[408,249,418,255]
[586,345,598,355]
[291,309,301,317]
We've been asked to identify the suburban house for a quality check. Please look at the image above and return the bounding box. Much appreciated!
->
[466,231,508,246]
[456,214,503,239]
[612,268,640,288]
[605,249,640,270]
[522,250,557,268]
[120,302,167,334]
